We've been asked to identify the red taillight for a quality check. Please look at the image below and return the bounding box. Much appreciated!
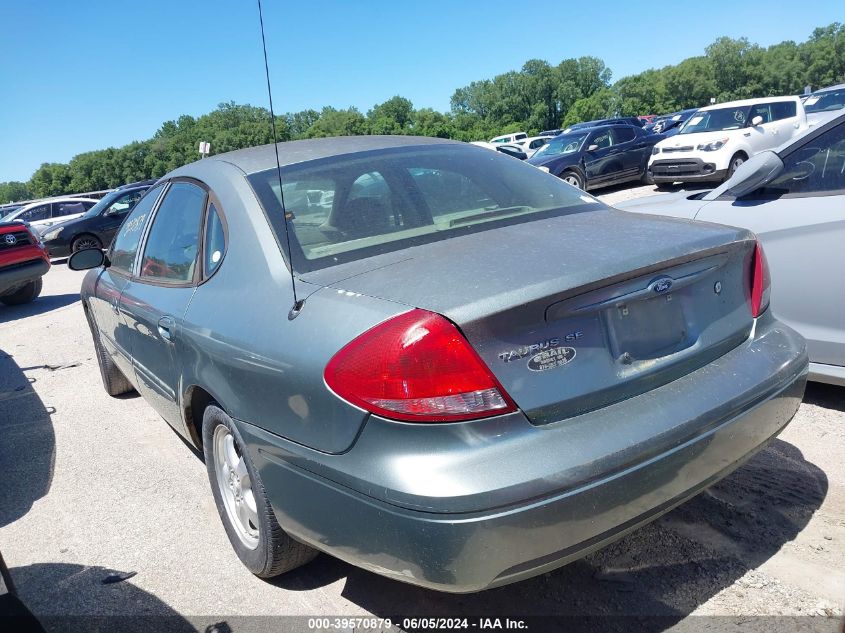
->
[324,309,516,423]
[749,241,771,318]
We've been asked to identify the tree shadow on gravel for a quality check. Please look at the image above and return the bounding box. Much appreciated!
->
[4,562,197,633]
[0,293,79,324]
[802,382,845,412]
[274,439,827,632]
[0,350,55,529]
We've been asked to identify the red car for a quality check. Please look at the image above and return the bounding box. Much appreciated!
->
[0,222,50,305]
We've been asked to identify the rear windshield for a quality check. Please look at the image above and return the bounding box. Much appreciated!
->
[804,89,845,113]
[248,144,599,272]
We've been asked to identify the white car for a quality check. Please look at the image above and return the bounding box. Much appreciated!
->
[2,197,99,234]
[515,135,552,158]
[648,96,807,186]
[489,132,527,144]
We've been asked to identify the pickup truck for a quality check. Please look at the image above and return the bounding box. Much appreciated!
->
[0,222,50,305]
[648,96,807,186]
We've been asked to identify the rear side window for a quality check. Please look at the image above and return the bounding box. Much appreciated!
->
[204,202,226,276]
[52,201,89,217]
[19,205,49,222]
[110,183,164,274]
[139,182,205,284]
[612,127,636,143]
[771,101,797,121]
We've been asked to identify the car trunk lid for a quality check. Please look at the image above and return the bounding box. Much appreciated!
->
[300,209,756,424]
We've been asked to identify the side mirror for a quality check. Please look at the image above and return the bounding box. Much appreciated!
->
[587,144,599,152]
[68,248,107,271]
[703,150,784,200]
[751,115,764,127]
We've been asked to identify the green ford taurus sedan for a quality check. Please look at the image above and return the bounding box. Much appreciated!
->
[69,135,808,592]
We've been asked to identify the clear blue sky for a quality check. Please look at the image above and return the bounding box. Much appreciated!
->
[1,0,841,182]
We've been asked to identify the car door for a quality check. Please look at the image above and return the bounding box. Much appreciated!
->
[87,184,166,381]
[696,119,845,370]
[583,129,617,186]
[119,180,207,430]
[610,126,643,181]
[770,100,802,141]
[98,188,146,245]
[745,103,782,153]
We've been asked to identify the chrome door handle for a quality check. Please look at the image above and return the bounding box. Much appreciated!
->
[158,316,175,341]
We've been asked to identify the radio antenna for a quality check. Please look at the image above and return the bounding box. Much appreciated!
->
[257,0,304,319]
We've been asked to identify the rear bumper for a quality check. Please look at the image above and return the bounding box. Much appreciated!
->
[0,259,50,296]
[650,158,726,183]
[240,316,807,592]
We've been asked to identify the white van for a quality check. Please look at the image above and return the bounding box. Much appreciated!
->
[2,197,99,234]
[490,132,527,144]
[649,96,807,185]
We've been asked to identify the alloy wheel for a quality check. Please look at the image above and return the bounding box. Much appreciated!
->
[213,424,260,549]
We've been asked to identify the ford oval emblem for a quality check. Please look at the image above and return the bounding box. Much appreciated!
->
[653,278,673,294]
[4,234,16,245]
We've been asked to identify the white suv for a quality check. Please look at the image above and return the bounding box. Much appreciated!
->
[648,96,807,186]
[490,132,527,144]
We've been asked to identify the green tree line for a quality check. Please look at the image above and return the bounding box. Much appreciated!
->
[2,23,842,202]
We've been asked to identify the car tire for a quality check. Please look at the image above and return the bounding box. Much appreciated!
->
[72,234,102,253]
[560,170,584,189]
[641,169,655,185]
[0,278,43,306]
[202,404,317,578]
[726,153,746,181]
[83,306,135,396]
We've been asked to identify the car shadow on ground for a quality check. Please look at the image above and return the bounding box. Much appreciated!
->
[802,382,845,412]
[272,439,827,632]
[0,349,55,529]
[0,293,79,325]
[5,562,197,632]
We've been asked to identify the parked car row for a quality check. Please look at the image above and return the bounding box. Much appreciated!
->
[619,110,845,386]
[485,86,844,191]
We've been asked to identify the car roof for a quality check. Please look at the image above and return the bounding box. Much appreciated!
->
[699,96,798,110]
[117,179,156,189]
[208,135,459,175]
[14,197,99,211]
[812,83,845,94]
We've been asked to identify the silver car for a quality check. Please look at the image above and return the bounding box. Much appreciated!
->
[69,136,807,592]
[618,112,845,387]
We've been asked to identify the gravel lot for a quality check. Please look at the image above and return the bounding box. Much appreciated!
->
[1,183,843,632]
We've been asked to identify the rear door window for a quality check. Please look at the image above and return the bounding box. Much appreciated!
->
[611,127,636,144]
[771,101,797,121]
[139,182,206,284]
